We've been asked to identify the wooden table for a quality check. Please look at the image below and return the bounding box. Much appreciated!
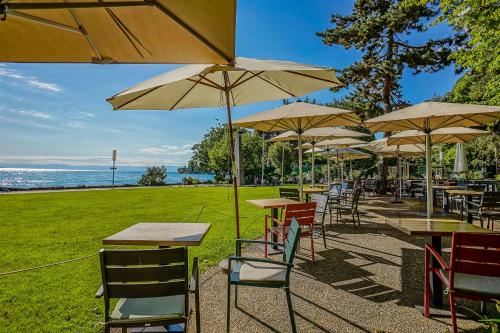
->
[303,187,327,202]
[445,189,484,223]
[432,185,464,213]
[103,222,211,247]
[386,217,489,309]
[247,198,299,254]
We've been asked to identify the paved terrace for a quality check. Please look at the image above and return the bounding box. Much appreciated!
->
[188,195,494,333]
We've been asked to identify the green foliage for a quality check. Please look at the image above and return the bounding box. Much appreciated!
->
[188,122,266,183]
[459,299,500,333]
[0,186,279,332]
[138,166,167,186]
[268,142,295,178]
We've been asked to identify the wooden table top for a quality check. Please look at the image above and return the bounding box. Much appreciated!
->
[303,187,328,194]
[432,185,465,190]
[103,222,211,246]
[246,198,299,209]
[445,189,484,196]
[386,218,489,237]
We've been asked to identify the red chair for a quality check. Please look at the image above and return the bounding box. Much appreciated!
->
[424,232,500,332]
[265,202,317,261]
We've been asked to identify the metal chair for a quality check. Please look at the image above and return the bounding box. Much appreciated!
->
[311,193,329,248]
[279,187,300,201]
[424,232,500,333]
[476,192,500,229]
[330,188,362,227]
[96,247,200,333]
[226,218,302,333]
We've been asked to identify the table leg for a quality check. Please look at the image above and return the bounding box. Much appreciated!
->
[433,189,437,206]
[466,195,473,224]
[431,236,443,307]
[443,192,449,214]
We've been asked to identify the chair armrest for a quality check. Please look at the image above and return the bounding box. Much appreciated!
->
[425,244,449,271]
[228,255,293,268]
[95,285,104,298]
[189,257,199,293]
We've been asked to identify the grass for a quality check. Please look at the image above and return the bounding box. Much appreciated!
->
[0,186,280,332]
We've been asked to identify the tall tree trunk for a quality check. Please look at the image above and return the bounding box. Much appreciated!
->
[377,31,394,195]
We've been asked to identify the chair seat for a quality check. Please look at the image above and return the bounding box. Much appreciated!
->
[481,210,500,217]
[439,270,500,298]
[111,295,185,321]
[239,261,286,283]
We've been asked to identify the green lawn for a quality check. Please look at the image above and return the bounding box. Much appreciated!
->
[0,186,279,332]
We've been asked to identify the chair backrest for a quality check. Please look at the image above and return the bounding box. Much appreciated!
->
[99,247,188,320]
[283,218,302,265]
[348,188,362,209]
[314,194,329,224]
[279,188,300,201]
[282,202,316,227]
[449,233,500,281]
[329,184,342,196]
[482,191,500,211]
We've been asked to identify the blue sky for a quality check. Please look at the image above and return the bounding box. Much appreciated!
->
[0,0,458,167]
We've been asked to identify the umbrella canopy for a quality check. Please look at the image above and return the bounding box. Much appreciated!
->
[387,127,490,146]
[365,102,500,218]
[268,127,368,186]
[0,0,236,64]
[454,143,469,173]
[269,127,369,142]
[235,102,360,199]
[363,138,425,157]
[108,57,344,238]
[325,148,371,161]
[315,138,368,148]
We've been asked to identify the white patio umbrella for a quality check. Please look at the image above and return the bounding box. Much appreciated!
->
[108,57,344,238]
[269,127,368,186]
[454,143,468,174]
[234,103,360,200]
[325,148,371,180]
[365,102,500,218]
[0,0,236,64]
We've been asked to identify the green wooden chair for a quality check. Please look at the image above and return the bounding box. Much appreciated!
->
[226,218,302,333]
[96,247,200,333]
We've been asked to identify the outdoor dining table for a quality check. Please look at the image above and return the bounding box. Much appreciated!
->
[103,222,212,247]
[385,217,490,311]
[431,185,465,213]
[247,198,299,254]
[445,189,484,223]
[303,187,328,202]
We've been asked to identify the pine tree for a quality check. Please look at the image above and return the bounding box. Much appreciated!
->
[318,0,459,193]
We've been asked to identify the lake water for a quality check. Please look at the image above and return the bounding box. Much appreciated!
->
[0,168,214,189]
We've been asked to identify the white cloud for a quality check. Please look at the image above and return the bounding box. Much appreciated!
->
[65,121,86,129]
[140,144,194,155]
[0,67,62,92]
[13,109,53,119]
[79,112,95,117]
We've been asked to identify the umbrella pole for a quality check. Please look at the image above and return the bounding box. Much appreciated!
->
[223,72,241,239]
[349,157,352,180]
[336,149,340,182]
[298,132,304,201]
[327,148,331,188]
[392,146,403,204]
[281,143,285,184]
[311,141,315,187]
[261,132,265,185]
[425,131,433,218]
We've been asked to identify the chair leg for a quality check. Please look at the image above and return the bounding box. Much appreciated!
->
[356,211,360,227]
[104,326,110,333]
[121,328,127,333]
[322,225,327,248]
[352,212,356,228]
[234,285,238,308]
[285,288,297,333]
[309,232,315,262]
[195,289,201,333]
[449,291,457,333]
[264,226,268,259]
[226,284,231,332]
[423,252,430,318]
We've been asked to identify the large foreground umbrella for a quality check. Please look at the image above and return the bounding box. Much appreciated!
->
[0,0,236,63]
[365,102,500,217]
[269,127,368,186]
[454,143,468,174]
[234,103,360,200]
[108,57,344,238]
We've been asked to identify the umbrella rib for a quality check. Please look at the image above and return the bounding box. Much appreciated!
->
[229,72,249,89]
[284,70,342,86]
[8,10,81,34]
[170,75,206,110]
[186,78,220,90]
[102,7,144,58]
[198,76,224,90]
[111,86,162,110]
[230,71,264,89]
[252,73,296,98]
[151,0,232,63]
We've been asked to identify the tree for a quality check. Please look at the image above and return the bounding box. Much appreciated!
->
[318,0,458,193]
[268,142,295,180]
[188,120,226,174]
[138,166,167,186]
